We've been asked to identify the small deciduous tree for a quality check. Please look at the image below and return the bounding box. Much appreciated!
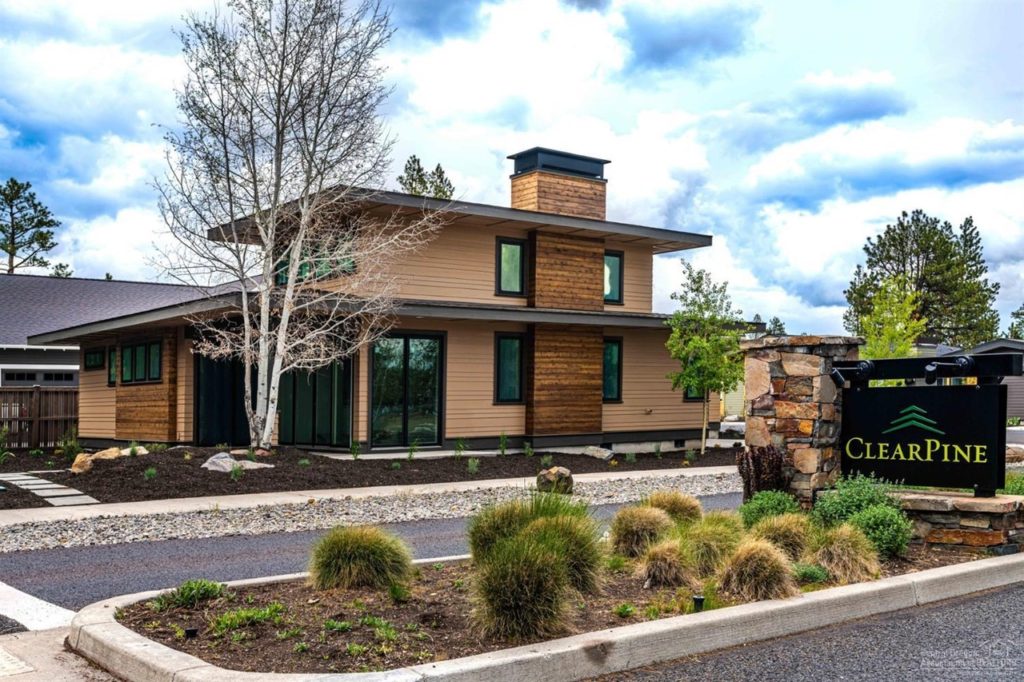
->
[859,276,928,361]
[666,261,745,455]
[396,155,454,199]
[158,0,443,448]
[1,178,60,274]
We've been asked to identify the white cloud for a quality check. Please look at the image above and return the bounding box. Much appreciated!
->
[50,206,173,281]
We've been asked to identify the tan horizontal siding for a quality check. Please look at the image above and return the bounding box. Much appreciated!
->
[606,241,653,314]
[78,348,116,439]
[602,328,719,433]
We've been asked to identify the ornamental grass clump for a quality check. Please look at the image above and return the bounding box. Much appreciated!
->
[808,523,881,584]
[473,535,569,640]
[848,504,913,558]
[719,539,799,602]
[642,490,702,525]
[678,512,743,578]
[609,506,673,557]
[738,490,801,528]
[639,539,700,589]
[811,473,900,527]
[522,515,602,594]
[468,493,589,562]
[749,513,813,561]
[309,526,412,591]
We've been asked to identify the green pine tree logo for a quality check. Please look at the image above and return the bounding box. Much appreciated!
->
[882,405,945,436]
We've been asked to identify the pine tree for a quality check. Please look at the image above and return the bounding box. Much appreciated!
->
[397,156,455,199]
[49,263,73,278]
[0,178,60,274]
[427,163,454,200]
[844,210,999,347]
[1007,304,1024,340]
[765,316,786,335]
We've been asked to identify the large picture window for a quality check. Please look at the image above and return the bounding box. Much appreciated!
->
[496,237,526,296]
[494,333,524,403]
[604,251,624,304]
[603,337,622,402]
[120,341,162,383]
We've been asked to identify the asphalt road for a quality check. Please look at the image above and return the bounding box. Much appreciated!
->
[592,582,1024,682]
[0,493,741,610]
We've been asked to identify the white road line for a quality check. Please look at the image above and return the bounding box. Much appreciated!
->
[0,582,74,631]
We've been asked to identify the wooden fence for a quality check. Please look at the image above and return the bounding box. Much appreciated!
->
[0,387,78,450]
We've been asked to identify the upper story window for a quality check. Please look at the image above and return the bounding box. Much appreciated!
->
[83,349,105,370]
[603,337,622,402]
[604,250,623,304]
[496,237,526,296]
[108,347,117,386]
[121,341,162,384]
[494,333,524,403]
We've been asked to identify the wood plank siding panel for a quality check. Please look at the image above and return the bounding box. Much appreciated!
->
[78,348,116,439]
[510,170,606,220]
[1006,375,1024,419]
[601,328,718,433]
[115,329,178,442]
[529,232,605,311]
[175,328,194,442]
[526,324,603,436]
[606,241,654,314]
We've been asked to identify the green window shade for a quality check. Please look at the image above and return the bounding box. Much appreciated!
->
[133,344,146,381]
[84,350,104,370]
[498,240,524,294]
[108,348,117,384]
[496,336,522,402]
[603,339,622,401]
[122,346,134,382]
[604,252,623,303]
[148,342,161,380]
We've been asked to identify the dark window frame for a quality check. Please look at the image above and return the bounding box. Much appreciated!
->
[603,336,623,403]
[603,250,624,305]
[495,237,527,297]
[493,332,525,404]
[683,385,705,402]
[120,340,163,384]
[83,348,105,371]
[367,330,447,450]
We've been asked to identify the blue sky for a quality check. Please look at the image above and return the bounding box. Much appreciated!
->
[1,0,1022,334]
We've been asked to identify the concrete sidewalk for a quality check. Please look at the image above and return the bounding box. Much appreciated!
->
[0,628,114,681]
[0,465,737,528]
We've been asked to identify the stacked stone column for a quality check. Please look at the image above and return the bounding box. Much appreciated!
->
[741,335,863,506]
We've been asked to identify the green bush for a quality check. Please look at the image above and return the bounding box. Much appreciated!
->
[639,539,699,589]
[150,579,225,611]
[472,535,569,640]
[309,526,412,591]
[811,473,900,527]
[522,515,602,594]
[609,506,673,557]
[719,539,798,602]
[808,523,880,584]
[792,563,829,585]
[1000,473,1024,496]
[848,504,913,558]
[642,490,702,524]
[678,512,743,577]
[738,490,800,528]
[467,493,588,562]
[749,513,812,561]
[210,602,284,634]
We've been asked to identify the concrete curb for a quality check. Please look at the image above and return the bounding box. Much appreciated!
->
[70,552,1024,681]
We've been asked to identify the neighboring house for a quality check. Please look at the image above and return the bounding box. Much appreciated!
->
[29,148,722,450]
[941,339,1024,418]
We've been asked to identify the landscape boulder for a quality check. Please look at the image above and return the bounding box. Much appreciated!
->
[536,466,573,494]
[1007,445,1024,464]
[71,446,128,474]
[581,445,614,461]
[201,452,274,473]
[120,446,149,456]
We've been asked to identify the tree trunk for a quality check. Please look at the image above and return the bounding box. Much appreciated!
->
[700,392,709,456]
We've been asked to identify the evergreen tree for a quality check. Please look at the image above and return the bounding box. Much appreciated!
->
[666,261,745,455]
[397,156,454,199]
[49,263,72,278]
[765,316,786,335]
[0,178,60,274]
[1007,304,1024,340]
[844,210,999,347]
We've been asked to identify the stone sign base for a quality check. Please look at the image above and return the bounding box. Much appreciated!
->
[896,491,1024,549]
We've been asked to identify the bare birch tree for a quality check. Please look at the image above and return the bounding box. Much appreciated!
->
[157,0,442,447]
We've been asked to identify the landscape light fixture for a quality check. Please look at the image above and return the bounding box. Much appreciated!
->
[829,367,846,388]
[692,595,705,612]
[185,627,198,639]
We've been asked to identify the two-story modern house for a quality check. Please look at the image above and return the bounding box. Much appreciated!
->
[28,148,719,451]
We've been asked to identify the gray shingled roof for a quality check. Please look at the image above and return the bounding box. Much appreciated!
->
[0,274,205,346]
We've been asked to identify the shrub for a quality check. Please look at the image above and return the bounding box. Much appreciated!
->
[738,490,801,528]
[58,428,83,461]
[719,539,798,602]
[612,603,635,618]
[811,473,900,527]
[468,493,588,562]
[145,443,169,454]
[539,454,554,468]
[473,535,569,640]
[749,513,812,561]
[609,506,673,557]
[467,457,480,474]
[736,445,786,500]
[1000,473,1024,496]
[210,602,284,634]
[848,504,913,558]
[150,579,225,611]
[143,467,157,481]
[792,563,829,585]
[809,523,880,584]
[642,490,702,524]
[522,515,602,594]
[309,526,412,591]
[639,539,699,589]
[679,513,743,577]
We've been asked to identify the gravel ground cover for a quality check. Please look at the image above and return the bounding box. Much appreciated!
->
[0,470,742,553]
[119,545,979,675]
[22,447,737,506]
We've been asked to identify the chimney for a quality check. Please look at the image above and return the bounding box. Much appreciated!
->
[508,148,609,220]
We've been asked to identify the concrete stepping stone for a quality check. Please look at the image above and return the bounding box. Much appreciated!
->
[0,646,33,676]
[45,495,99,506]
[33,489,83,498]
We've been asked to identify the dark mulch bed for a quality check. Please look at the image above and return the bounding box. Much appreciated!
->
[0,614,26,635]
[0,450,68,474]
[0,481,48,509]
[36,447,738,504]
[120,546,979,675]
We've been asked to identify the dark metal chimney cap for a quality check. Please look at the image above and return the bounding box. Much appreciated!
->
[507,147,610,180]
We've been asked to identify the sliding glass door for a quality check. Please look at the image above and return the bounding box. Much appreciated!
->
[371,334,443,447]
[278,359,352,448]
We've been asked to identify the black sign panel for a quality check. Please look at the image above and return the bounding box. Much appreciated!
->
[840,384,1006,492]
